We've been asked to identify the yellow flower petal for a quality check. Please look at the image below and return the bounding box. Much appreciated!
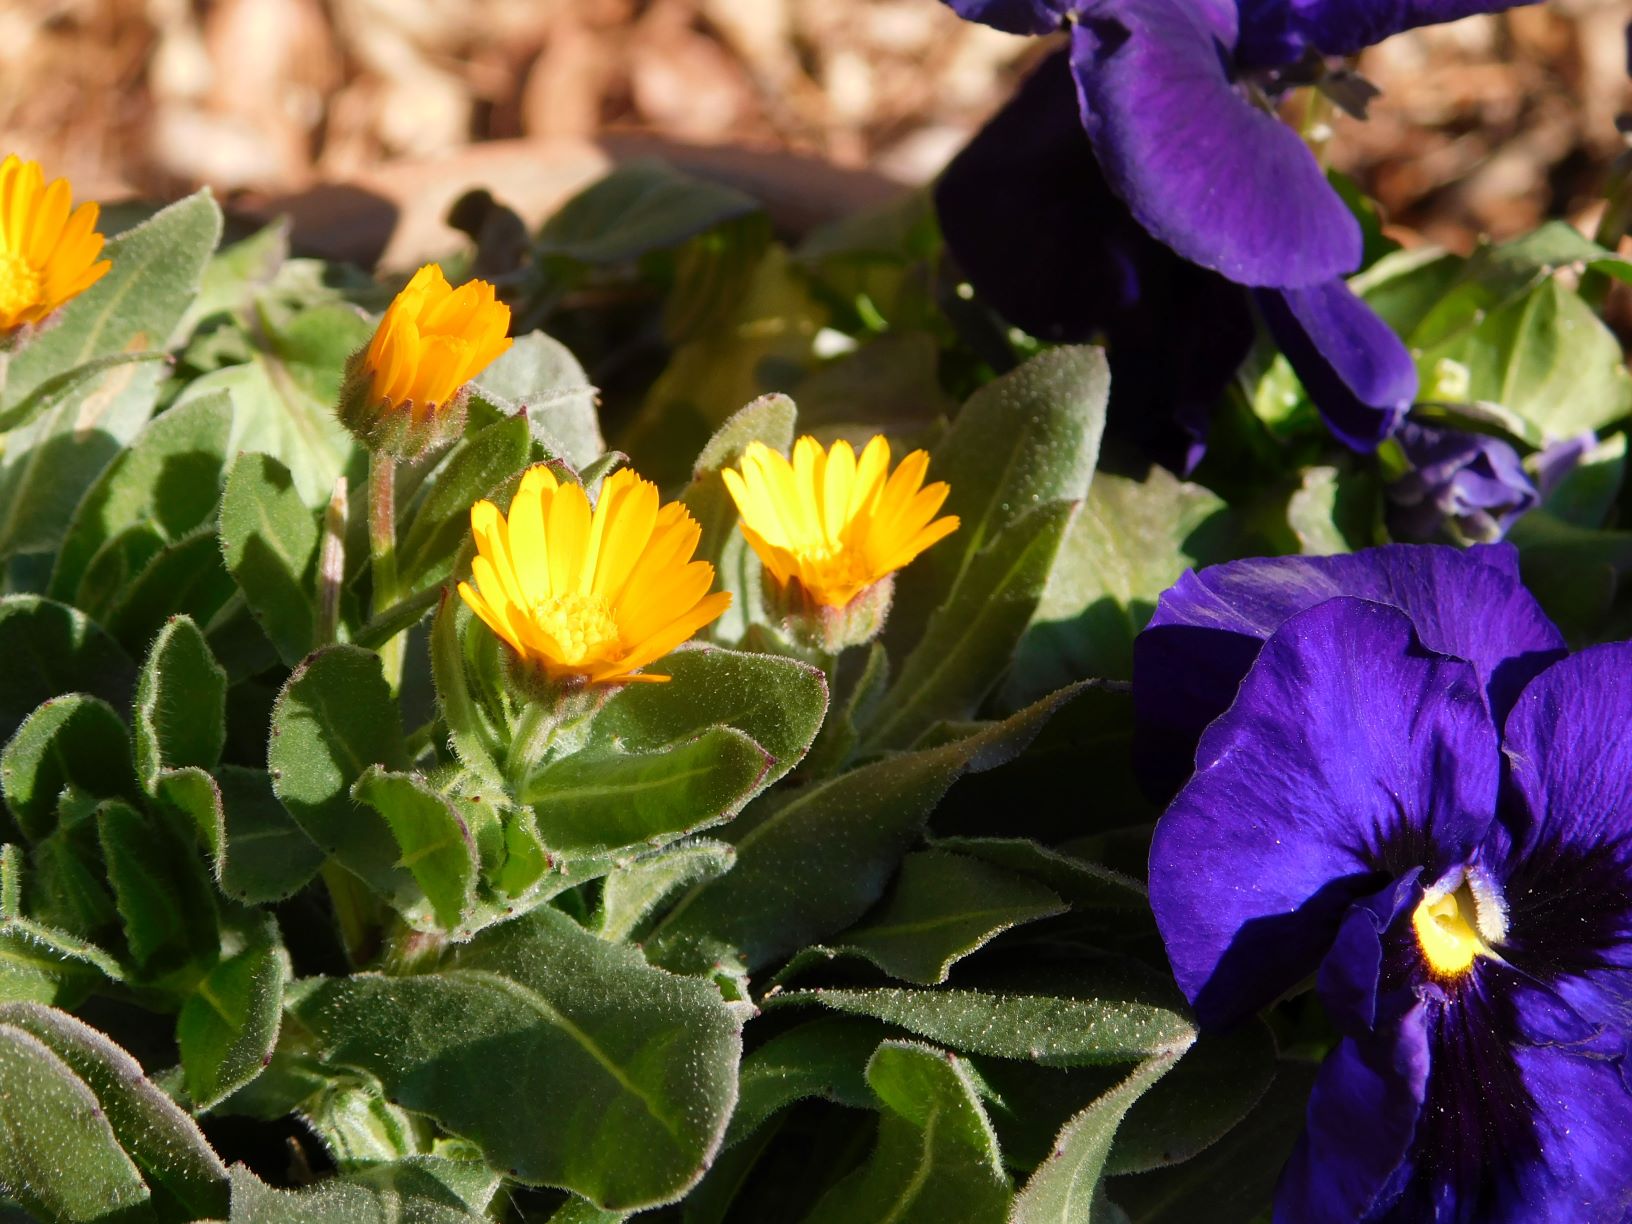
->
[459,465,730,685]
[725,435,959,608]
[0,155,110,333]
[362,262,512,412]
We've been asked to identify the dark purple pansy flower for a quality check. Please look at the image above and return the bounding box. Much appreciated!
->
[935,52,1418,458]
[1147,578,1632,1219]
[1131,543,1565,798]
[1386,422,1539,543]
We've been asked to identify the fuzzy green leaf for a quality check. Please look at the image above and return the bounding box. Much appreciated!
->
[352,766,479,933]
[96,799,218,978]
[597,840,736,943]
[644,684,1085,975]
[398,412,532,593]
[589,646,826,788]
[220,451,320,666]
[726,1016,884,1146]
[1,695,138,841]
[0,597,134,741]
[156,765,323,905]
[807,1040,1012,1224]
[49,391,235,604]
[268,646,410,898]
[102,525,237,654]
[827,850,1066,985]
[295,905,742,1211]
[177,936,285,1110]
[927,838,1147,910]
[890,346,1108,647]
[868,501,1078,751]
[134,614,227,790]
[537,160,761,267]
[1012,1051,1184,1224]
[527,727,770,858]
[227,1161,490,1223]
[471,331,604,468]
[0,1001,228,1220]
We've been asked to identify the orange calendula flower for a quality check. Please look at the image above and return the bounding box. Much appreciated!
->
[340,263,512,457]
[458,466,731,686]
[0,155,110,337]
[723,435,959,611]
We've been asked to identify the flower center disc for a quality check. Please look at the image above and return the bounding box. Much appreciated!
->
[1412,873,1506,978]
[0,251,42,321]
[795,541,874,607]
[531,591,622,666]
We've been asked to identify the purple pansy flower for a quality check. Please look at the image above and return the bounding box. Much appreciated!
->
[1146,562,1632,1219]
[1386,422,1539,543]
[1131,543,1565,798]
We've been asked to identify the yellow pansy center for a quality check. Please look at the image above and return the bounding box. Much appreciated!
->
[1412,873,1506,979]
[0,250,41,322]
[531,590,622,665]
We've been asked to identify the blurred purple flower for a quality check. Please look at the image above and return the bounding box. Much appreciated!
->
[1386,422,1538,543]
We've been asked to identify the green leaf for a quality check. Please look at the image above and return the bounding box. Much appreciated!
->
[589,647,827,789]
[176,301,366,507]
[351,767,478,933]
[866,502,1077,751]
[102,525,237,654]
[397,412,531,593]
[526,727,771,858]
[177,936,284,1111]
[824,850,1066,985]
[49,391,235,604]
[157,765,324,905]
[295,905,742,1211]
[96,799,219,978]
[678,393,796,642]
[891,345,1109,646]
[597,840,736,943]
[726,1016,885,1146]
[1108,1061,1318,1224]
[471,331,604,469]
[779,972,1195,1067]
[0,1022,151,1219]
[1510,513,1632,643]
[227,1162,490,1223]
[0,350,165,437]
[1011,1051,1184,1224]
[0,597,134,740]
[268,646,411,899]
[2,694,138,841]
[0,192,223,559]
[927,838,1147,910]
[220,451,320,667]
[0,1001,229,1220]
[806,1040,1012,1224]
[1107,1019,1276,1175]
[134,615,227,790]
[1005,467,1233,699]
[537,160,762,266]
[644,684,1087,975]
[0,915,123,1007]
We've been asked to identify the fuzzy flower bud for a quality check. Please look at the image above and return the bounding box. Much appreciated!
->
[338,263,512,459]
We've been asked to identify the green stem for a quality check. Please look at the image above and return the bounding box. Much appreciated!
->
[369,451,404,690]
[321,862,382,968]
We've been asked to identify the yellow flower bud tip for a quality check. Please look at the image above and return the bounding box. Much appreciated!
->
[0,154,111,335]
[364,263,513,414]
[722,435,960,610]
[458,465,732,686]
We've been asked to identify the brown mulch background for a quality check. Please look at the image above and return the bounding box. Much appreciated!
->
[6,0,1631,255]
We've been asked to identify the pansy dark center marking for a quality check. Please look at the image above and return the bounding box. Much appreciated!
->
[1412,870,1508,979]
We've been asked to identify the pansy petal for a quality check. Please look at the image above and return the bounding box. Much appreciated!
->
[1069,0,1360,288]
[1494,644,1632,1038]
[1276,1007,1430,1224]
[1254,281,1417,452]
[939,0,1068,34]
[1149,598,1500,1029]
[1285,0,1534,60]
[1134,544,1565,799]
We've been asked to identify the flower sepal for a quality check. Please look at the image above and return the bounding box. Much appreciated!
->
[768,570,895,655]
[338,346,472,461]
